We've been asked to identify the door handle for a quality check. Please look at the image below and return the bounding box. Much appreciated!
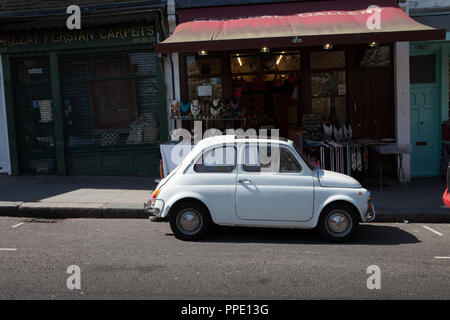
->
[238,179,252,183]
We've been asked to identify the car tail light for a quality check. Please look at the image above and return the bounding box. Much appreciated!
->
[152,189,160,199]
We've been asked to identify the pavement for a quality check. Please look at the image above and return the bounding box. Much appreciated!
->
[0,175,156,219]
[0,174,449,222]
[0,217,449,299]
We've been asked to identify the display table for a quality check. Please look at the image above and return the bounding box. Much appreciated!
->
[373,143,412,191]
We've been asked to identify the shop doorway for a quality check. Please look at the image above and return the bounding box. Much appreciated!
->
[410,54,441,177]
[0,68,10,174]
[13,57,56,174]
[348,46,395,140]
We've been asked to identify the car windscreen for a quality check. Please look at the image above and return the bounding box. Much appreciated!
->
[293,144,315,171]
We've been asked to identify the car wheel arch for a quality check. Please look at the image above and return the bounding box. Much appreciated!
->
[167,197,214,222]
[318,200,362,223]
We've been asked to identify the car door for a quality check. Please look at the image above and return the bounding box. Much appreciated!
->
[235,143,314,222]
[190,144,238,223]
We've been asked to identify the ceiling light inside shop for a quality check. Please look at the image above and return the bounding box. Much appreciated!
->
[198,50,208,56]
[260,46,269,53]
[369,41,379,48]
[276,55,283,65]
[323,43,333,50]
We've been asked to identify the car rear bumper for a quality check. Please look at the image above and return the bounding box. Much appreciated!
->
[144,199,166,221]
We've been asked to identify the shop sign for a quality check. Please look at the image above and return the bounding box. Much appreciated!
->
[0,23,156,54]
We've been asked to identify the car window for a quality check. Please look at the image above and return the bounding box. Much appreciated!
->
[279,148,302,173]
[242,145,302,173]
[242,145,273,172]
[194,146,236,173]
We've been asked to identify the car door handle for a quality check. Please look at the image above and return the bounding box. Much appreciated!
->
[238,179,252,183]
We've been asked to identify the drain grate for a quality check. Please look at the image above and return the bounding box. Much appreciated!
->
[25,218,59,224]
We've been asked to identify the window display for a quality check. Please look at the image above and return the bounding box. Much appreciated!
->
[61,51,160,149]
[310,50,347,123]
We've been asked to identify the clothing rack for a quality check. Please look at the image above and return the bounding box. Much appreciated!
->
[305,139,371,177]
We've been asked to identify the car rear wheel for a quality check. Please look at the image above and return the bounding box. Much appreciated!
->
[169,201,211,241]
[318,204,358,242]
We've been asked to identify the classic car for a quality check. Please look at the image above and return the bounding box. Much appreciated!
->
[145,135,375,242]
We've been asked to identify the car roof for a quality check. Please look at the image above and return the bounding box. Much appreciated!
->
[195,135,293,149]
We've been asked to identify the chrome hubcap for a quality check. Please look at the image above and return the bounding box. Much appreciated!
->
[177,209,202,235]
[327,211,351,235]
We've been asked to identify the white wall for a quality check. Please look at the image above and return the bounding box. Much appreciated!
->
[0,55,11,174]
[394,42,411,182]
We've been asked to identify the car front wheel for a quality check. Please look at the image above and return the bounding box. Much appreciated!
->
[169,201,211,241]
[318,204,358,242]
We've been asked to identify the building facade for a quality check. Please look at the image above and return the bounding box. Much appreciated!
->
[0,0,446,181]
[0,0,169,176]
[409,0,450,177]
[159,0,444,182]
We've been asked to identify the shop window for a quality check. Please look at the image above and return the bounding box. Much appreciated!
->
[230,52,301,133]
[357,46,390,67]
[231,53,300,74]
[186,55,223,103]
[410,55,436,84]
[310,51,345,69]
[61,51,160,149]
[310,51,346,122]
[14,57,51,84]
[187,56,221,76]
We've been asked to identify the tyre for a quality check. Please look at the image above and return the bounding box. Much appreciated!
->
[169,201,211,241]
[318,204,359,242]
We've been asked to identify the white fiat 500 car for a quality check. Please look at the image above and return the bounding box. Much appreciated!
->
[145,136,375,242]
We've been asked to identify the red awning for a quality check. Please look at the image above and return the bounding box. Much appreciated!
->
[156,0,445,53]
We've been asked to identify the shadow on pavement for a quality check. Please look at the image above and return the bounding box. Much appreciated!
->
[0,175,157,202]
[177,224,421,245]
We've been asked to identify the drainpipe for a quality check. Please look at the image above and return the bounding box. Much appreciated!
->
[395,0,411,182]
[166,0,181,131]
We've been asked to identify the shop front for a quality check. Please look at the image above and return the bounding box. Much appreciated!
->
[2,18,168,176]
[157,0,445,182]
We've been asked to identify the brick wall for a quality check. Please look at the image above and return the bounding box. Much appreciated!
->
[0,0,156,12]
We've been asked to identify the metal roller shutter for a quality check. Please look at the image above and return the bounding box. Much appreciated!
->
[60,50,161,150]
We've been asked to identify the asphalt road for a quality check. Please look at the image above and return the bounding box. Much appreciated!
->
[0,217,449,299]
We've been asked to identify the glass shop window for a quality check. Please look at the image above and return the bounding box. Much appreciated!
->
[310,51,345,69]
[60,51,160,149]
[186,55,222,101]
[410,55,436,84]
[230,51,301,130]
[310,50,346,123]
[357,46,390,68]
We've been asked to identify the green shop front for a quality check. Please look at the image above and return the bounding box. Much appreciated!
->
[2,22,168,176]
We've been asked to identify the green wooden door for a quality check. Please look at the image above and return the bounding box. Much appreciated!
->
[13,57,56,174]
[410,85,441,176]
